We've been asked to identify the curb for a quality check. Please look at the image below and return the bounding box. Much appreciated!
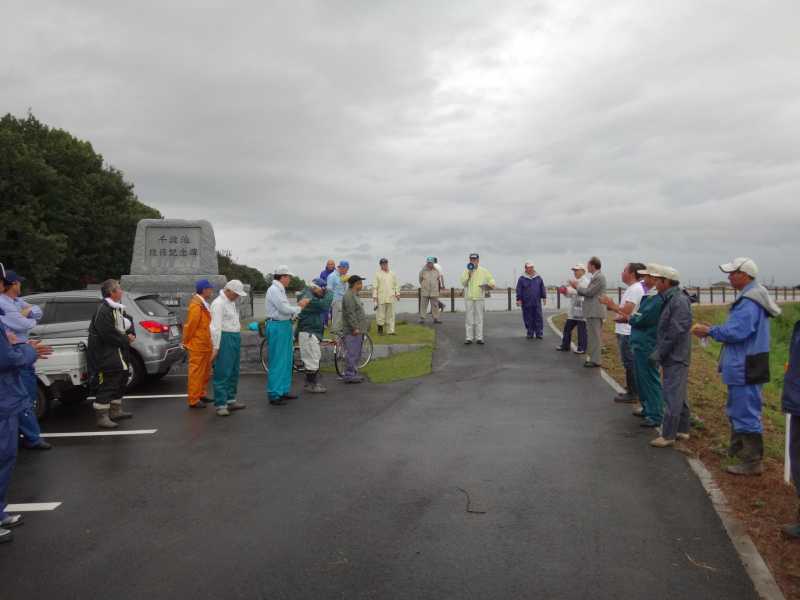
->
[545,312,785,600]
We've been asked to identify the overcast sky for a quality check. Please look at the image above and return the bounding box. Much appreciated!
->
[3,1,799,287]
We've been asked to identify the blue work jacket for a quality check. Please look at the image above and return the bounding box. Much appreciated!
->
[782,320,800,415]
[709,283,772,386]
[515,274,546,306]
[0,309,38,418]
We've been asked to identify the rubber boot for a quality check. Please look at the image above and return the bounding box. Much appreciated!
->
[309,371,326,393]
[109,400,133,421]
[726,433,764,476]
[304,372,315,390]
[96,409,119,429]
[782,505,800,539]
[728,431,744,458]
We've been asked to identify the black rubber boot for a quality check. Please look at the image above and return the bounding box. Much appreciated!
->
[726,433,764,476]
[728,431,744,458]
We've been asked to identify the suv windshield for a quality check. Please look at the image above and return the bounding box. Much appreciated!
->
[135,296,172,318]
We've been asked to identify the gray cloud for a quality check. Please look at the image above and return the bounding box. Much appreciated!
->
[2,0,799,288]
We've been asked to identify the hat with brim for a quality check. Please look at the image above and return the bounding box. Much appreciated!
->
[347,275,365,286]
[195,278,213,293]
[224,279,248,297]
[1,270,25,285]
[570,264,586,272]
[274,265,294,277]
[656,266,680,281]
[311,277,327,289]
[719,257,758,278]
[469,253,479,259]
[637,263,663,277]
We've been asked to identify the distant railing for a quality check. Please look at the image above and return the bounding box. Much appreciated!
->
[249,286,799,314]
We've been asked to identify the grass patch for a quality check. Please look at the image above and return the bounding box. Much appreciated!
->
[361,346,434,384]
[367,320,435,345]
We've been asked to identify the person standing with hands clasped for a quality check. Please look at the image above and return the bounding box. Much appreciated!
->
[516,262,546,339]
[693,257,781,475]
[419,257,442,324]
[341,275,368,383]
[373,258,400,335]
[88,279,136,429]
[183,279,215,409]
[210,280,248,417]
[266,266,310,405]
[460,253,495,345]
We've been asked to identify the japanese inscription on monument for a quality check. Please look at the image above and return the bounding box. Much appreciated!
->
[144,226,202,271]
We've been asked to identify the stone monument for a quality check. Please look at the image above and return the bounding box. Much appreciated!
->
[120,219,231,321]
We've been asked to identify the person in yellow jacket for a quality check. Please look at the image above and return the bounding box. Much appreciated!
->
[373,258,400,335]
[182,279,215,409]
[460,253,495,345]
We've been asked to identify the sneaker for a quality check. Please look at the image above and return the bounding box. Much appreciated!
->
[269,398,287,406]
[676,433,690,441]
[613,392,635,404]
[308,383,327,393]
[464,340,473,345]
[434,320,442,324]
[476,339,485,345]
[22,440,53,450]
[573,350,586,355]
[283,393,298,400]
[188,402,207,410]
[1,514,23,529]
[535,335,543,340]
[640,418,660,428]
[583,361,601,368]
[650,437,675,448]
[0,528,12,544]
[418,319,426,324]
[227,401,247,411]
[555,346,569,352]
[216,406,230,417]
[526,334,534,339]
[632,406,644,417]
[344,376,364,384]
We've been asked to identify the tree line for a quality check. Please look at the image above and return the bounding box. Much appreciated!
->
[0,112,267,293]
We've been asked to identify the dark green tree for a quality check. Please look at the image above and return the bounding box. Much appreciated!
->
[217,250,268,292]
[0,112,161,291]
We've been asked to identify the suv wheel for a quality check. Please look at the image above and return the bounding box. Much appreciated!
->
[126,353,146,390]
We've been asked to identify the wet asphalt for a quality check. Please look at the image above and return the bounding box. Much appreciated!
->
[1,311,757,599]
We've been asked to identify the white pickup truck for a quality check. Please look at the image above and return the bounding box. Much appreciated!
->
[33,337,90,418]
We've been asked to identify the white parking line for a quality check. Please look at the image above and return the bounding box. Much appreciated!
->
[86,394,188,400]
[41,430,157,438]
[6,502,62,512]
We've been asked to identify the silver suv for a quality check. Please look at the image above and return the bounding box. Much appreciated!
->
[24,289,185,392]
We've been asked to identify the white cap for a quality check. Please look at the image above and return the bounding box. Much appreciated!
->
[274,265,294,277]
[637,262,663,277]
[224,279,248,297]
[659,266,681,281]
[524,261,534,268]
[719,257,758,278]
[571,264,586,272]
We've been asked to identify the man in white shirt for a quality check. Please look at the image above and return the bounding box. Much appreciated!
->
[210,279,248,417]
[265,266,310,405]
[601,263,646,403]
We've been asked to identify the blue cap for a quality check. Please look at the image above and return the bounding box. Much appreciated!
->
[195,279,213,293]
[338,260,349,268]
[311,277,327,288]
[1,270,24,285]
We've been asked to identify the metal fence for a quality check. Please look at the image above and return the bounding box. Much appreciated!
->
[248,286,799,317]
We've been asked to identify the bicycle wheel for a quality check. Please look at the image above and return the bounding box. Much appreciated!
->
[334,336,347,377]
[359,334,374,368]
[259,337,269,373]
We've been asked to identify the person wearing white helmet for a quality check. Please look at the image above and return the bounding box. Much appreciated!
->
[693,257,781,475]
[210,279,249,416]
[265,266,310,405]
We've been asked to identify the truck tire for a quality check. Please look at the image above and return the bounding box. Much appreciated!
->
[126,353,146,391]
[35,385,52,421]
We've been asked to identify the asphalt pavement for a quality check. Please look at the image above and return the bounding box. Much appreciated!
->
[1,311,758,599]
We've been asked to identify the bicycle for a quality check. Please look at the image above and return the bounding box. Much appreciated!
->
[253,320,374,377]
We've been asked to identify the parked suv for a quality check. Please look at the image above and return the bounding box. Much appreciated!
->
[23,290,185,417]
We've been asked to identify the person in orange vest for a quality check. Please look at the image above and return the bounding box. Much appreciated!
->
[183,279,215,409]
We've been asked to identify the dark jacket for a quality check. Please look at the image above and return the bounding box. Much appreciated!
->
[629,292,664,354]
[297,288,334,340]
[0,316,38,418]
[342,289,368,335]
[655,286,692,366]
[88,300,134,374]
[516,274,546,306]
[782,320,800,415]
